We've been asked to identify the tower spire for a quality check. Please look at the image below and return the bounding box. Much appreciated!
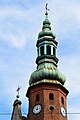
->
[45,3,50,19]
[16,86,21,99]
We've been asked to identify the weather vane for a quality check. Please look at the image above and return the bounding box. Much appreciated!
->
[16,85,21,99]
[45,3,50,18]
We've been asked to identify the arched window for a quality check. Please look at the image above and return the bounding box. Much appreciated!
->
[61,97,64,104]
[47,45,51,55]
[53,47,56,56]
[40,46,44,56]
[49,93,54,100]
[36,94,39,101]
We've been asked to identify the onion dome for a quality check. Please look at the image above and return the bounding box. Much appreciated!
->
[38,18,55,39]
[29,63,66,86]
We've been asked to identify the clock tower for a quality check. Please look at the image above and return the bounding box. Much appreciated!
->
[26,4,69,120]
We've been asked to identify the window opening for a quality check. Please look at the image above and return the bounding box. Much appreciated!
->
[36,94,40,101]
[47,45,51,55]
[61,97,64,104]
[40,46,44,56]
[49,93,54,100]
[53,47,56,55]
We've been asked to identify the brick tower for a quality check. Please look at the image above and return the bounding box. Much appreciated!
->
[26,4,69,120]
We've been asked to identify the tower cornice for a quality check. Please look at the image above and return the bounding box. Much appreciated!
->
[26,82,69,98]
[36,36,58,47]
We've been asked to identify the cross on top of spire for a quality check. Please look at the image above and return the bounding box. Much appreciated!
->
[45,3,50,18]
[16,86,21,99]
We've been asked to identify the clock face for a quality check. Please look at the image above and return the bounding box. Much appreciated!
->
[33,104,42,114]
[60,106,66,117]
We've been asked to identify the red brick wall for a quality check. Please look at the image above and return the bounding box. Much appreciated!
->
[26,83,68,120]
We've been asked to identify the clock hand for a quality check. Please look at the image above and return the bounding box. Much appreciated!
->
[36,106,38,110]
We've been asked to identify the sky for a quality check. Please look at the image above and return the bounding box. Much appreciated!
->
[0,0,80,120]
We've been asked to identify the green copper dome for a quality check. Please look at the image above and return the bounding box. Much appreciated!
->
[29,8,66,87]
[38,18,55,39]
[29,64,66,86]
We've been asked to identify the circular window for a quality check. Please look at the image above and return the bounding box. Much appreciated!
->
[49,105,54,111]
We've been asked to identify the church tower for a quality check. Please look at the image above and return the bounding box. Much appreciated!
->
[26,4,69,120]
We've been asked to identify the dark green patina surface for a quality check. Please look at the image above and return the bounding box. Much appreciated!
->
[29,12,66,86]
[29,65,66,85]
[38,18,55,39]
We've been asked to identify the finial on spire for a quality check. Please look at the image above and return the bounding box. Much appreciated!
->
[16,86,21,99]
[45,3,50,18]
